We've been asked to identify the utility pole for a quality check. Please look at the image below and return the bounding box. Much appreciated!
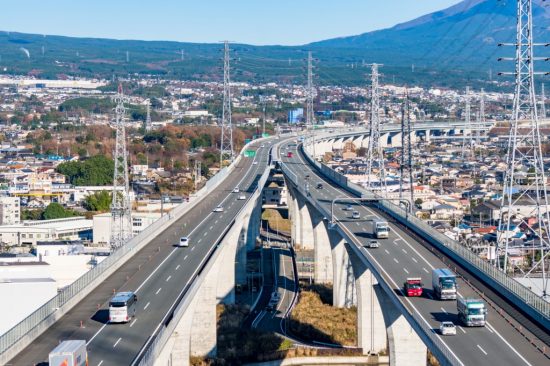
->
[110,84,133,251]
[306,51,316,158]
[461,86,472,160]
[145,99,152,132]
[365,63,387,193]
[219,41,234,166]
[498,0,549,297]
[399,91,414,210]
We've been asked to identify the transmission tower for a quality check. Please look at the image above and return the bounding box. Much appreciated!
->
[399,91,414,209]
[145,99,152,132]
[365,64,387,192]
[110,84,133,250]
[541,83,547,119]
[461,86,472,160]
[498,0,550,297]
[219,41,234,165]
[477,88,486,144]
[305,51,317,157]
[194,160,202,191]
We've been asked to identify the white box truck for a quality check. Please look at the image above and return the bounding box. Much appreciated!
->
[457,298,487,327]
[367,219,390,239]
[49,340,87,366]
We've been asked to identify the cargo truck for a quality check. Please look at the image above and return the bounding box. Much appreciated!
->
[49,340,87,366]
[403,277,423,297]
[432,268,457,300]
[457,298,487,326]
[366,219,390,239]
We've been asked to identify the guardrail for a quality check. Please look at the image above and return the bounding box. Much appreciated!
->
[280,163,458,366]
[0,138,267,364]
[133,151,273,365]
[299,134,550,332]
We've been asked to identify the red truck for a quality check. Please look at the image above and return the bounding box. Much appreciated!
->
[404,277,423,297]
[287,152,293,158]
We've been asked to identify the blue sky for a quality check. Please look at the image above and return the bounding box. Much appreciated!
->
[0,0,461,45]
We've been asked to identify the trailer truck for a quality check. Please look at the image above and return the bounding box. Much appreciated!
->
[457,298,487,327]
[432,268,457,300]
[49,340,87,366]
[367,219,390,239]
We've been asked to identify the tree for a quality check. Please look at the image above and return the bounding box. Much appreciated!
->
[83,191,112,212]
[56,155,114,186]
[42,203,79,220]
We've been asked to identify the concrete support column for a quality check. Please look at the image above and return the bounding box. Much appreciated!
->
[380,133,390,148]
[237,213,251,285]
[297,197,314,250]
[329,233,354,307]
[311,210,333,284]
[246,199,261,251]
[391,132,402,148]
[425,129,431,142]
[346,242,387,355]
[217,226,241,304]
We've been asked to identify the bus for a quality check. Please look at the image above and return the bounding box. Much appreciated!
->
[109,291,137,323]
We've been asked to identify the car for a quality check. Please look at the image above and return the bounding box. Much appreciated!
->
[253,161,258,165]
[316,183,323,189]
[365,240,380,248]
[351,211,361,219]
[344,204,353,211]
[232,187,240,193]
[213,205,224,212]
[439,321,457,336]
[238,195,246,200]
[305,174,310,179]
[178,236,189,247]
[260,144,265,148]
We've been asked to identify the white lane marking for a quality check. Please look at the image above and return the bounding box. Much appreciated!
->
[458,326,466,334]
[476,344,487,356]
[393,240,398,246]
[86,323,108,346]
[113,338,122,348]
[404,268,409,274]
[215,220,218,224]
[203,232,207,236]
[402,248,407,254]
[440,307,447,314]
[144,302,150,310]
[209,226,213,230]
[393,258,399,264]
[97,361,104,366]
[130,318,137,328]
[412,257,418,263]
[134,248,178,293]
[191,246,195,251]
[422,267,429,273]
[486,323,531,365]
[384,249,390,254]
[198,239,202,243]
[184,255,188,260]
[166,275,171,282]
[486,325,494,333]
[175,264,180,270]
[156,288,162,295]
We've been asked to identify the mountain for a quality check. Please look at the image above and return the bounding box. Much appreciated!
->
[309,0,550,70]
[0,0,547,88]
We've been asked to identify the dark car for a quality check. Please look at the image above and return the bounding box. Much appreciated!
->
[316,183,323,189]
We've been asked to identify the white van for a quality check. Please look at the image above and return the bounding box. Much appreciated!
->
[178,236,189,247]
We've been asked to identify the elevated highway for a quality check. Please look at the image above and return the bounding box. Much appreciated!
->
[6,139,275,366]
[279,139,550,366]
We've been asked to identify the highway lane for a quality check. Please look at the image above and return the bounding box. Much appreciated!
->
[280,141,549,366]
[9,139,275,366]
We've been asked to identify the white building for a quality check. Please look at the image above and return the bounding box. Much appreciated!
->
[93,212,162,245]
[0,217,93,246]
[0,196,20,225]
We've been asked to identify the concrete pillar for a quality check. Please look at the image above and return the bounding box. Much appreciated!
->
[289,190,299,247]
[425,129,431,142]
[346,242,387,355]
[391,132,402,148]
[237,213,251,285]
[246,200,261,251]
[311,210,333,284]
[297,196,315,250]
[217,227,240,304]
[380,133,390,148]
[376,287,427,366]
[156,299,195,366]
[329,233,355,308]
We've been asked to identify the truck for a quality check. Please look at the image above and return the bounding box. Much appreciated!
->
[49,340,87,366]
[403,277,423,297]
[432,268,457,300]
[287,151,293,158]
[457,298,487,327]
[366,219,390,239]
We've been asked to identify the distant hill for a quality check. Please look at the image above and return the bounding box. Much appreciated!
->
[0,0,547,88]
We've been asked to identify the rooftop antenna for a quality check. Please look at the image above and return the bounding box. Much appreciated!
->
[498,0,550,297]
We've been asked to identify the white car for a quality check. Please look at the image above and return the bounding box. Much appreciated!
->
[238,194,246,200]
[232,187,240,193]
[439,321,457,336]
[343,204,353,211]
[178,236,189,247]
[253,161,258,165]
[260,144,265,148]
[365,240,380,248]
[351,211,361,219]
[213,205,224,212]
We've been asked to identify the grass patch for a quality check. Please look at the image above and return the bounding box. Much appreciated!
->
[262,208,291,234]
[289,284,357,346]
